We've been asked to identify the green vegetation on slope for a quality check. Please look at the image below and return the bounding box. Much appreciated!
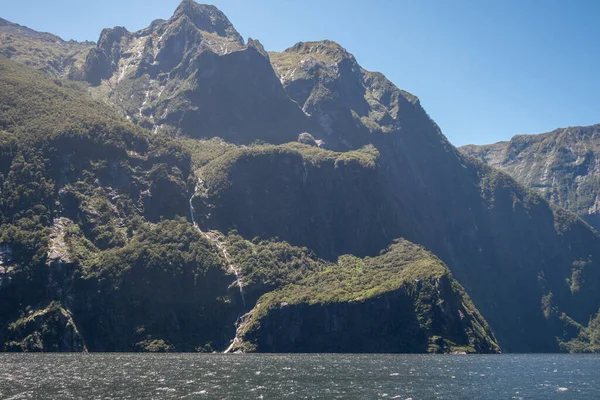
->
[201,142,379,197]
[561,309,600,353]
[224,233,323,305]
[0,55,190,263]
[0,56,241,351]
[72,219,238,352]
[0,18,92,79]
[235,239,499,354]
[0,55,494,354]
[256,239,448,306]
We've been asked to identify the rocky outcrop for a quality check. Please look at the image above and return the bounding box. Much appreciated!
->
[171,0,243,43]
[5,302,87,352]
[84,26,131,85]
[460,125,600,231]
[231,241,499,354]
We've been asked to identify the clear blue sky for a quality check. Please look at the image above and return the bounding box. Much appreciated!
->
[3,0,600,146]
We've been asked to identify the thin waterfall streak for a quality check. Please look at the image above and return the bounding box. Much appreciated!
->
[190,178,246,314]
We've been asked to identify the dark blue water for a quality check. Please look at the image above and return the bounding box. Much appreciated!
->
[0,354,598,399]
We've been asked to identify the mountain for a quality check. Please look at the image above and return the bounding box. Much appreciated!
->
[0,55,245,351]
[1,1,600,353]
[0,17,93,78]
[81,0,312,143]
[0,56,497,353]
[196,39,600,352]
[269,40,422,150]
[461,125,600,231]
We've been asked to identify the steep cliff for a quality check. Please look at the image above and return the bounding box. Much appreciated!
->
[5,301,86,352]
[461,125,600,231]
[232,240,499,354]
[81,0,312,143]
[197,39,600,352]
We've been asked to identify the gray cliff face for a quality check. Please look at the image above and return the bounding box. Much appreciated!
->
[170,0,244,44]
[461,124,600,231]
[270,41,423,151]
[82,0,311,143]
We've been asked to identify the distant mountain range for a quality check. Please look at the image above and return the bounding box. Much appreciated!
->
[0,0,599,353]
[461,125,600,232]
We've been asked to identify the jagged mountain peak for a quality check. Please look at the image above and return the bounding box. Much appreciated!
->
[80,0,309,142]
[269,40,362,95]
[171,0,243,45]
[247,37,268,57]
[82,1,247,86]
[96,26,130,47]
[270,40,362,93]
[269,38,428,151]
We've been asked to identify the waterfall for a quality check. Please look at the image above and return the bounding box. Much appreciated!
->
[189,178,247,352]
[189,179,246,309]
[223,308,256,354]
[218,240,246,309]
[189,194,196,226]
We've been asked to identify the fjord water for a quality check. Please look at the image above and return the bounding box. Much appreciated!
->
[0,354,599,399]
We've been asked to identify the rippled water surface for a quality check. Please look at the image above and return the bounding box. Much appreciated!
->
[0,353,599,399]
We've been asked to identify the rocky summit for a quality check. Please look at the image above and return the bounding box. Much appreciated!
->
[82,0,309,144]
[0,0,599,354]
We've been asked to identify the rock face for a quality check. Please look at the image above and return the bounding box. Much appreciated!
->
[198,143,384,258]
[82,1,311,143]
[460,125,600,231]
[270,40,422,151]
[233,240,499,354]
[5,302,87,352]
